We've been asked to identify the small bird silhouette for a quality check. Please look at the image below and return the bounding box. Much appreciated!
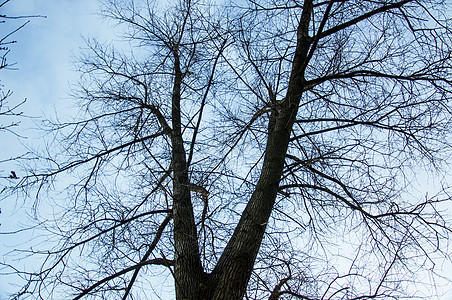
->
[9,171,18,179]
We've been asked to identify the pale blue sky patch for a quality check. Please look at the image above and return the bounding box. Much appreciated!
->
[2,0,112,112]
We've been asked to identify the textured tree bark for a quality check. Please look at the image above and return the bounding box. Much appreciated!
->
[171,52,204,299]
[209,1,314,298]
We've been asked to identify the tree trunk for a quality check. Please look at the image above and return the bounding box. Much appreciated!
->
[208,1,314,298]
[172,52,204,299]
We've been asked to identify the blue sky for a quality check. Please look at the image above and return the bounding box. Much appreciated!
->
[1,0,451,299]
[2,0,110,115]
[0,0,112,297]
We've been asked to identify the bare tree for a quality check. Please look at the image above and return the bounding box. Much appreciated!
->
[4,0,452,299]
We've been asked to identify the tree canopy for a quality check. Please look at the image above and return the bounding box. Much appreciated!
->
[2,0,452,299]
